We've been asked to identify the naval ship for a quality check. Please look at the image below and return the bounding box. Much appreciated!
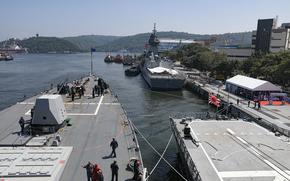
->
[0,75,146,180]
[140,24,185,90]
[170,113,290,181]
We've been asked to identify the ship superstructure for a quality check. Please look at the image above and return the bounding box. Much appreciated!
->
[140,24,185,90]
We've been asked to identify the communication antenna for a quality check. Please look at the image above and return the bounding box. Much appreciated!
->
[273,15,279,29]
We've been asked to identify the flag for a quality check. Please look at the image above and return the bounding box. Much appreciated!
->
[208,93,221,107]
[91,48,96,52]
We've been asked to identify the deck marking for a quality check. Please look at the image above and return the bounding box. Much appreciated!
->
[18,102,34,105]
[25,109,31,116]
[94,95,104,116]
[232,133,290,180]
[264,159,290,180]
[236,136,248,145]
[66,113,94,116]
[102,103,120,105]
[219,170,290,178]
[226,128,235,135]
[190,124,224,181]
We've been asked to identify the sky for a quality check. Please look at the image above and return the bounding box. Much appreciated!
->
[1,0,290,41]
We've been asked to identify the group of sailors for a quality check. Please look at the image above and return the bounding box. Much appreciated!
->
[82,162,104,181]
[57,80,86,102]
[83,160,142,181]
[70,85,85,102]
[57,77,109,100]
[83,138,143,181]
[92,78,108,98]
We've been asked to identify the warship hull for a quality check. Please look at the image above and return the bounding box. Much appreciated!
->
[141,66,185,90]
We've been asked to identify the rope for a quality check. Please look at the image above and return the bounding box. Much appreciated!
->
[145,134,173,180]
[131,123,188,181]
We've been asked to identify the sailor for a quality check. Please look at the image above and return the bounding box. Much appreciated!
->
[30,106,35,119]
[100,82,104,96]
[133,159,141,180]
[82,161,93,181]
[19,117,25,135]
[237,99,239,105]
[92,164,103,181]
[94,85,100,97]
[110,138,118,157]
[71,87,75,102]
[110,160,119,181]
[258,101,261,110]
[98,78,103,87]
[92,88,95,98]
[78,87,82,99]
[97,168,104,181]
[248,100,250,107]
[81,85,85,96]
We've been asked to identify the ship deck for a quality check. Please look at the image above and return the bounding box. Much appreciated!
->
[171,118,290,181]
[0,76,143,181]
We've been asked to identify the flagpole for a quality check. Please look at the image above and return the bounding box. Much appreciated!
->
[90,50,93,76]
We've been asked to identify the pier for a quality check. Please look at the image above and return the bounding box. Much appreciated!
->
[186,78,290,137]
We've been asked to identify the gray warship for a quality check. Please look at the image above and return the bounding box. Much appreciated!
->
[0,75,146,180]
[170,113,290,181]
[140,24,185,90]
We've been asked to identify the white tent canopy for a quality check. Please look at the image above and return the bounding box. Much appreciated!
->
[226,75,282,92]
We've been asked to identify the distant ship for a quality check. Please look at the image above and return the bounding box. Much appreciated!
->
[140,24,185,90]
[0,39,27,54]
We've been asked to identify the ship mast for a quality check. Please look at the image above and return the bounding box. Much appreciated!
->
[148,23,160,57]
[153,23,156,35]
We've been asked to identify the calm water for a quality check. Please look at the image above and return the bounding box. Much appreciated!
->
[0,53,210,181]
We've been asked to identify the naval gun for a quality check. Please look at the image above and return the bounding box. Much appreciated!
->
[31,95,67,134]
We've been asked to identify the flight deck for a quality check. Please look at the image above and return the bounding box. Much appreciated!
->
[171,118,290,181]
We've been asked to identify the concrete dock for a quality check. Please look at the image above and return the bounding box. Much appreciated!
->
[186,79,290,137]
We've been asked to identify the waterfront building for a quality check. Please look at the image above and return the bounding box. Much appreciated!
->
[159,39,201,52]
[252,18,290,53]
[217,46,253,61]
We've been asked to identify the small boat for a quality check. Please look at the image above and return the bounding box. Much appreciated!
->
[123,55,134,66]
[104,55,114,63]
[125,66,140,76]
[0,52,13,61]
[114,54,123,63]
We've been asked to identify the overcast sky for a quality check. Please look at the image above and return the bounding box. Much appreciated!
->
[1,0,290,41]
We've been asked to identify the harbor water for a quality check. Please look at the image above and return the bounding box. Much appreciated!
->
[0,53,210,181]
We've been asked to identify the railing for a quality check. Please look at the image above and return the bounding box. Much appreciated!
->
[170,119,202,181]
[170,112,212,120]
[110,89,147,177]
